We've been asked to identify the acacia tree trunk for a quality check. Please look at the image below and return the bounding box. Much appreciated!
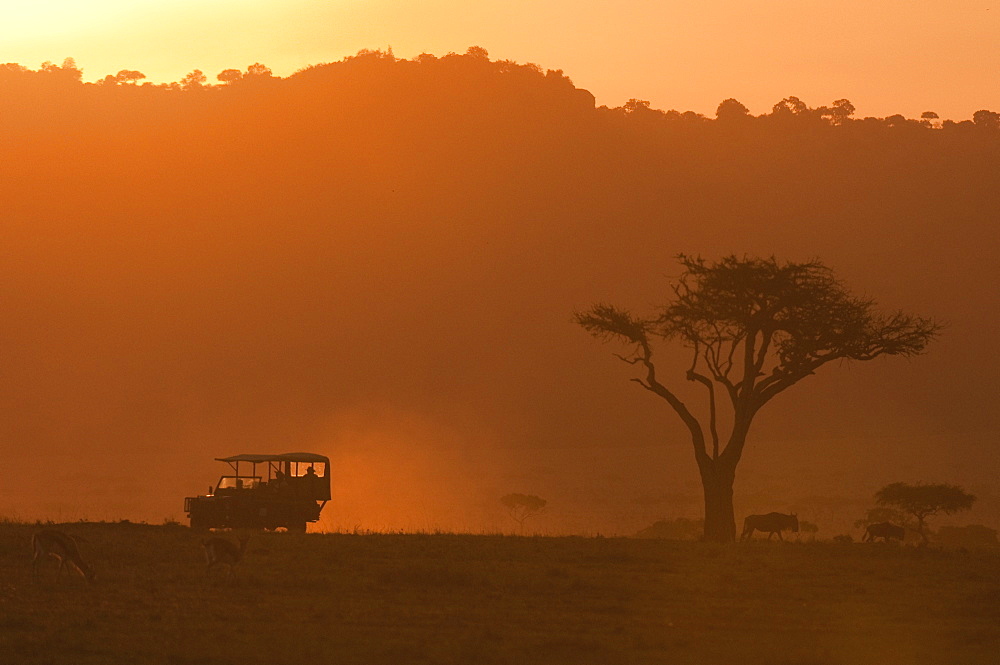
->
[698,457,737,543]
[915,515,929,546]
[695,416,751,543]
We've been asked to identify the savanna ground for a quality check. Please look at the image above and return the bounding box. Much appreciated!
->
[1,522,999,665]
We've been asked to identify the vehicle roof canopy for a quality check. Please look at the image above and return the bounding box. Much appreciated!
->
[215,452,330,464]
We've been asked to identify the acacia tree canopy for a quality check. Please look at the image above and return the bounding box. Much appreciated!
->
[874,482,975,544]
[500,493,547,533]
[576,255,941,542]
[579,255,939,430]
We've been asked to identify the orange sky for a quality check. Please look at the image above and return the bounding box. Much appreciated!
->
[3,0,998,119]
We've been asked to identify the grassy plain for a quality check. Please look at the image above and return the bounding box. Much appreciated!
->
[1,522,999,665]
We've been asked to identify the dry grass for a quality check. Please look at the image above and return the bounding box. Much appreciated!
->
[1,522,998,664]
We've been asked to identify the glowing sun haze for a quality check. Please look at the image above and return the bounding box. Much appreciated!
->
[3,0,997,119]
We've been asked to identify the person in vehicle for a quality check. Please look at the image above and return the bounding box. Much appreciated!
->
[271,470,289,494]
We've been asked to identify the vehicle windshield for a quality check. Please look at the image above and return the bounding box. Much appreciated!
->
[217,476,262,490]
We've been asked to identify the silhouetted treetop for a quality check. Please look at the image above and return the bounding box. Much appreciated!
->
[180,70,207,90]
[716,98,750,121]
[973,109,1000,129]
[772,96,809,116]
[216,68,243,83]
[658,256,940,367]
[246,63,274,78]
[99,69,146,86]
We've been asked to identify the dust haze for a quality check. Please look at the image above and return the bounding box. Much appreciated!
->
[1,53,998,536]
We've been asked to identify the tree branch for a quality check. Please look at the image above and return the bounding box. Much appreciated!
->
[634,339,710,463]
[751,354,836,413]
[687,369,720,459]
[613,353,643,365]
[739,327,758,400]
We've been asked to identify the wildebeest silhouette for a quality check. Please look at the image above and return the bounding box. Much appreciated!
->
[863,522,906,543]
[740,513,799,541]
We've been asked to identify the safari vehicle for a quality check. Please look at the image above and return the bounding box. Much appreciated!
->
[184,453,330,532]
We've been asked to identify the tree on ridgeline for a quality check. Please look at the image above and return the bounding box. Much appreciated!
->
[245,63,274,78]
[818,98,855,125]
[920,111,940,128]
[41,58,83,82]
[576,255,941,543]
[973,110,1000,130]
[106,69,146,85]
[500,493,547,533]
[873,482,975,545]
[180,70,207,90]
[217,68,243,84]
[715,98,751,122]
[465,45,490,60]
[771,95,809,116]
[884,113,909,128]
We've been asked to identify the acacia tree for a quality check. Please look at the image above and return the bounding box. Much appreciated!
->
[500,493,547,533]
[874,482,975,545]
[217,69,243,83]
[576,255,939,542]
[113,69,146,85]
[180,69,207,90]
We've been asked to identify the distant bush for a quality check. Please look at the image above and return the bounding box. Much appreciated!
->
[833,534,854,544]
[634,517,704,540]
